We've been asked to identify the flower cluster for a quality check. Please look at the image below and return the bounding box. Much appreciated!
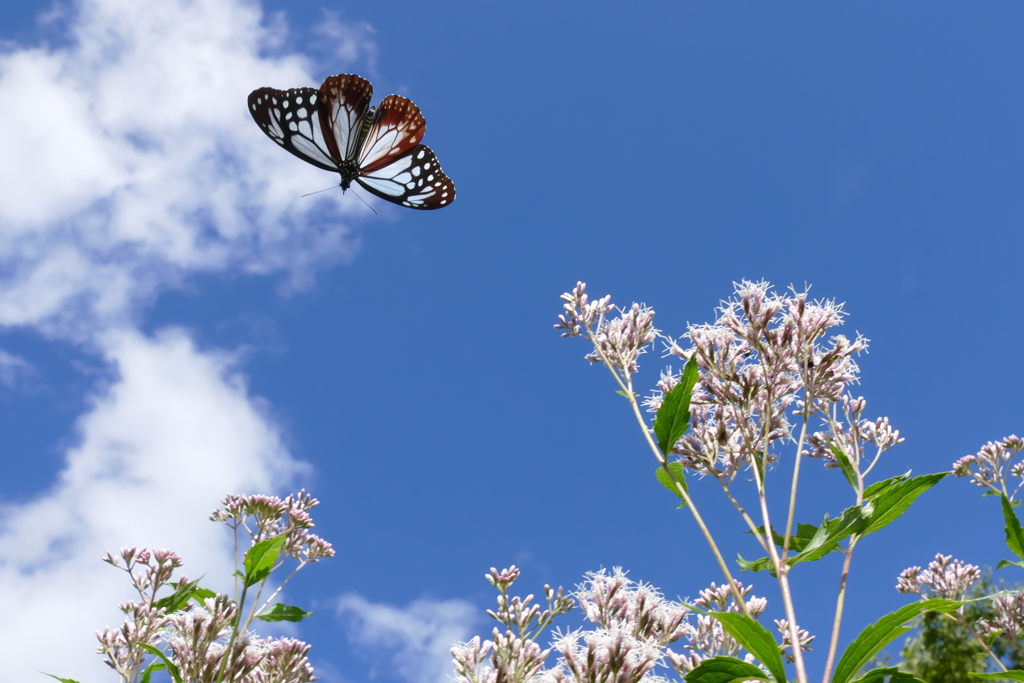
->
[545,627,666,683]
[896,553,981,600]
[210,489,336,565]
[556,282,657,375]
[96,546,319,683]
[453,566,573,683]
[94,491,330,683]
[486,566,575,641]
[555,282,614,340]
[574,568,690,647]
[666,580,769,674]
[453,630,551,683]
[541,568,692,683]
[650,280,871,480]
[952,435,1024,500]
[453,567,775,683]
[773,619,815,663]
[803,395,903,475]
[97,547,184,679]
[546,568,696,683]
[978,592,1024,641]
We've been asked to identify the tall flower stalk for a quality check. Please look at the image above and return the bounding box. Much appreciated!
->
[55,490,334,683]
[551,280,927,683]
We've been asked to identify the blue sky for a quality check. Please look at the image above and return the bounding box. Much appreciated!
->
[0,1,1021,681]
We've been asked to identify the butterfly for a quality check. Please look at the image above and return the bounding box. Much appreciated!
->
[248,74,455,210]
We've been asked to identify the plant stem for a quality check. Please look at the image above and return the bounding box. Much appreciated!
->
[755,474,809,683]
[782,416,810,560]
[215,583,248,683]
[623,376,753,618]
[714,474,770,554]
[822,537,856,683]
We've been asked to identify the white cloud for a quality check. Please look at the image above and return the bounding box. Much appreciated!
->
[0,0,384,677]
[0,0,379,339]
[336,594,480,683]
[312,9,379,77]
[0,348,33,389]
[0,327,305,681]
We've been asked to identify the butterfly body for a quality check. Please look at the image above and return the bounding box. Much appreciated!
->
[337,159,360,191]
[248,74,455,210]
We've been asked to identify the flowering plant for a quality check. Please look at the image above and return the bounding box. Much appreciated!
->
[452,280,1022,683]
[48,490,334,683]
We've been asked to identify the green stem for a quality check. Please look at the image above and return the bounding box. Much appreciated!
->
[821,538,856,683]
[585,323,752,617]
[782,415,810,561]
[215,583,249,683]
[625,376,752,619]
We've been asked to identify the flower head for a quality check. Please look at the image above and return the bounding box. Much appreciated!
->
[953,435,1024,499]
[556,283,658,375]
[896,553,981,600]
[210,490,336,563]
[650,281,874,480]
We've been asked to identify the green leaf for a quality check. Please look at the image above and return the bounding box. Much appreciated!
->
[743,506,871,573]
[778,523,823,554]
[1002,495,1024,564]
[711,612,787,683]
[258,603,314,622]
[862,473,948,536]
[830,442,859,490]
[754,523,820,554]
[140,660,168,683]
[138,643,182,683]
[243,535,288,588]
[656,462,689,508]
[863,472,910,500]
[831,598,961,683]
[786,517,834,562]
[153,576,216,613]
[851,666,927,683]
[969,671,1024,681]
[997,559,1024,570]
[41,675,82,683]
[741,474,942,577]
[735,553,775,574]
[684,656,770,683]
[653,356,699,456]
[793,506,871,564]
[195,587,217,601]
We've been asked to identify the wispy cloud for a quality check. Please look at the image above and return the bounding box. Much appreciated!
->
[0,0,377,339]
[0,348,33,389]
[0,0,380,679]
[0,328,305,680]
[313,9,379,77]
[336,593,480,683]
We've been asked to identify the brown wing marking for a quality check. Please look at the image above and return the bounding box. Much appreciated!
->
[359,94,427,173]
[318,74,374,161]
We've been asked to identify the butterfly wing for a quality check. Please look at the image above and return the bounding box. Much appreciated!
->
[355,93,455,209]
[318,74,374,162]
[248,87,338,172]
[358,94,428,173]
[251,76,457,209]
[357,144,456,210]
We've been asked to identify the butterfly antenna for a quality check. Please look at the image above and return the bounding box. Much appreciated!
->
[301,185,341,198]
[352,190,378,215]
[301,185,377,215]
